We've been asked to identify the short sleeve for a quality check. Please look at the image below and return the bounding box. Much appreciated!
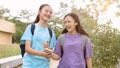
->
[85,38,92,58]
[20,24,32,44]
[54,36,62,56]
[49,30,56,48]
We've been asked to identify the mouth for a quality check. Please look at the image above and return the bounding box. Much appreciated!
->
[44,15,51,19]
[66,26,71,30]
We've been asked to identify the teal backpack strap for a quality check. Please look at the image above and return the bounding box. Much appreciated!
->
[59,34,65,57]
[81,35,87,68]
[60,34,65,46]
[81,35,87,49]
[81,34,87,67]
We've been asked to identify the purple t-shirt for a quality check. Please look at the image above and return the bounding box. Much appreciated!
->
[54,33,92,68]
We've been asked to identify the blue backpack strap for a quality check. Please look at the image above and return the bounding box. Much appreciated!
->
[31,24,35,35]
[48,28,52,42]
[48,28,52,38]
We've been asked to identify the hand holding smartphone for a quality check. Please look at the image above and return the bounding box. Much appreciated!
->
[44,48,53,54]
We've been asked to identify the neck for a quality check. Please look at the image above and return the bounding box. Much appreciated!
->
[38,20,47,27]
[69,30,78,35]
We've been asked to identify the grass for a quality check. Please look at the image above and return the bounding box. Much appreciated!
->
[0,44,21,59]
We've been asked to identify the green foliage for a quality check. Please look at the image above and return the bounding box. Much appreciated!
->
[14,23,29,43]
[0,45,21,58]
[7,17,30,43]
[92,22,120,68]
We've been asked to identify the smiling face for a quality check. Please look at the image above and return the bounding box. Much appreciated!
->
[64,15,78,34]
[39,5,53,22]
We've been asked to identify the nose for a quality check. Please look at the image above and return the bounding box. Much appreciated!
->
[48,11,52,16]
[64,22,69,27]
[47,12,52,18]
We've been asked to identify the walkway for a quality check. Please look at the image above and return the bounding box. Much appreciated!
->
[50,59,59,68]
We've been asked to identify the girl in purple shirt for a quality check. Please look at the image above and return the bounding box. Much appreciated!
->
[46,13,92,68]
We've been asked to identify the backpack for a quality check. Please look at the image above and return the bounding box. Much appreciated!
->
[59,34,87,55]
[59,34,87,68]
[20,24,52,57]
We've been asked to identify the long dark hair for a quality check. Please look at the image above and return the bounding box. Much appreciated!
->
[62,13,89,37]
[34,4,50,23]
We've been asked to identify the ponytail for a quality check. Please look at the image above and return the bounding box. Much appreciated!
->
[34,14,39,23]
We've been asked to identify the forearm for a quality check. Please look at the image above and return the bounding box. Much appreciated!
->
[26,47,44,56]
[86,58,92,68]
[25,41,46,57]
[50,53,61,60]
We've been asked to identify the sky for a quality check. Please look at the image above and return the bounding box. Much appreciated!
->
[0,0,62,16]
[0,0,120,30]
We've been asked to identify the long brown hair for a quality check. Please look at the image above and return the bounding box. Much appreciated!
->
[34,4,50,23]
[62,13,89,37]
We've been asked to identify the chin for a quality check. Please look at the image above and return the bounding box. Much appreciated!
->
[44,18,50,21]
[67,30,72,33]
[43,19,49,22]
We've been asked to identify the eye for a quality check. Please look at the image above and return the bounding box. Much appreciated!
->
[50,11,52,14]
[64,21,67,24]
[68,21,71,23]
[45,10,48,12]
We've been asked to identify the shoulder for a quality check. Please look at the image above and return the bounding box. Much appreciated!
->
[58,34,65,40]
[81,34,90,41]
[81,34,88,39]
[26,24,36,30]
[48,28,56,36]
[26,24,32,29]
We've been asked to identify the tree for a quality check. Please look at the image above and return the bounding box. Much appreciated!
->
[18,9,35,22]
[84,0,120,21]
[92,22,120,68]
[0,7,10,19]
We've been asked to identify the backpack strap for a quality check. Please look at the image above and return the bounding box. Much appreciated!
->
[48,28,52,42]
[81,34,87,67]
[59,34,65,56]
[81,35,87,50]
[48,28,52,38]
[60,34,65,47]
[31,24,35,35]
